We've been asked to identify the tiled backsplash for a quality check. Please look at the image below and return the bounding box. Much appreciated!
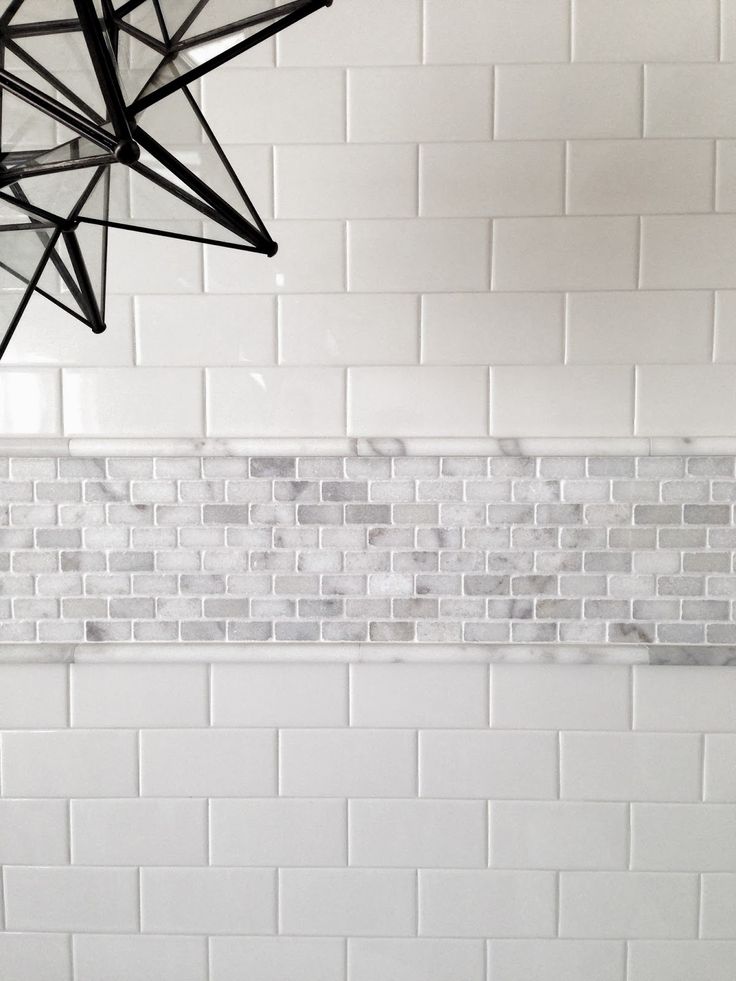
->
[2,0,736,441]
[1,660,735,980]
[2,454,736,646]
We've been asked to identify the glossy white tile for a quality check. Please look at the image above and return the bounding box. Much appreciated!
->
[141,868,276,935]
[350,663,488,728]
[212,663,348,727]
[419,870,556,938]
[211,798,347,867]
[1,730,138,798]
[211,938,345,981]
[135,296,276,366]
[349,799,487,868]
[348,367,488,437]
[206,367,346,437]
[0,369,61,436]
[62,368,204,437]
[279,294,419,366]
[140,729,276,797]
[71,799,208,866]
[280,868,416,936]
[71,663,208,728]
[73,935,208,981]
[4,867,139,933]
[419,731,557,799]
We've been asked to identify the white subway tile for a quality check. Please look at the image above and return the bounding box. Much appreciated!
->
[206,367,346,437]
[71,799,207,866]
[489,940,626,981]
[350,664,488,728]
[496,65,641,139]
[276,145,417,219]
[204,69,345,143]
[211,938,345,981]
[140,729,276,797]
[205,221,345,294]
[135,296,276,366]
[280,294,419,366]
[420,143,563,218]
[350,800,486,868]
[349,220,490,293]
[574,0,718,61]
[0,934,71,981]
[491,366,634,437]
[62,368,203,437]
[646,66,736,137]
[1,730,138,798]
[280,729,416,797]
[636,366,736,437]
[349,67,492,143]
[490,802,628,870]
[106,229,202,294]
[561,732,702,802]
[71,664,208,728]
[628,941,736,981]
[493,218,638,291]
[725,0,736,60]
[212,663,348,727]
[491,665,631,730]
[348,367,489,437]
[631,804,736,871]
[559,871,698,938]
[568,141,713,215]
[641,216,736,289]
[634,666,736,731]
[716,291,736,362]
[4,867,139,933]
[141,868,276,935]
[715,141,736,213]
[701,875,736,938]
[705,736,736,801]
[0,800,69,865]
[425,0,569,64]
[567,292,713,364]
[419,731,557,799]
[0,663,67,728]
[74,936,208,981]
[280,869,416,936]
[211,798,347,866]
[349,938,485,981]
[278,0,421,66]
[3,294,134,366]
[419,870,556,938]
[421,293,564,365]
[0,369,61,436]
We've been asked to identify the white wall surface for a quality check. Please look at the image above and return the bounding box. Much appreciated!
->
[3,0,736,440]
[1,660,736,980]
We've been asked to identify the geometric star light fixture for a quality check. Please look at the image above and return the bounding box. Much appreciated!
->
[0,0,332,358]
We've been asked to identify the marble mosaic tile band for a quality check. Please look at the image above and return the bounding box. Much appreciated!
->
[2,455,736,646]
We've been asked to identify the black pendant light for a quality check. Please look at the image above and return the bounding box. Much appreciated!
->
[0,0,332,358]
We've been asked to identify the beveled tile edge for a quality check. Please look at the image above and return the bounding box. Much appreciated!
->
[2,436,736,455]
[1,643,733,664]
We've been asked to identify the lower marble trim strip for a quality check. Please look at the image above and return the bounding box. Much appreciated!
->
[0,643,734,665]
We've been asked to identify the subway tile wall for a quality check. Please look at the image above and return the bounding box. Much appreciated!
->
[3,0,736,440]
[1,661,735,980]
[0,454,735,645]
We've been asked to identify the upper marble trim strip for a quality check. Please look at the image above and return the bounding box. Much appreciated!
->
[1,437,736,457]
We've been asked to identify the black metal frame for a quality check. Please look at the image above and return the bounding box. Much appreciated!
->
[0,0,332,358]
